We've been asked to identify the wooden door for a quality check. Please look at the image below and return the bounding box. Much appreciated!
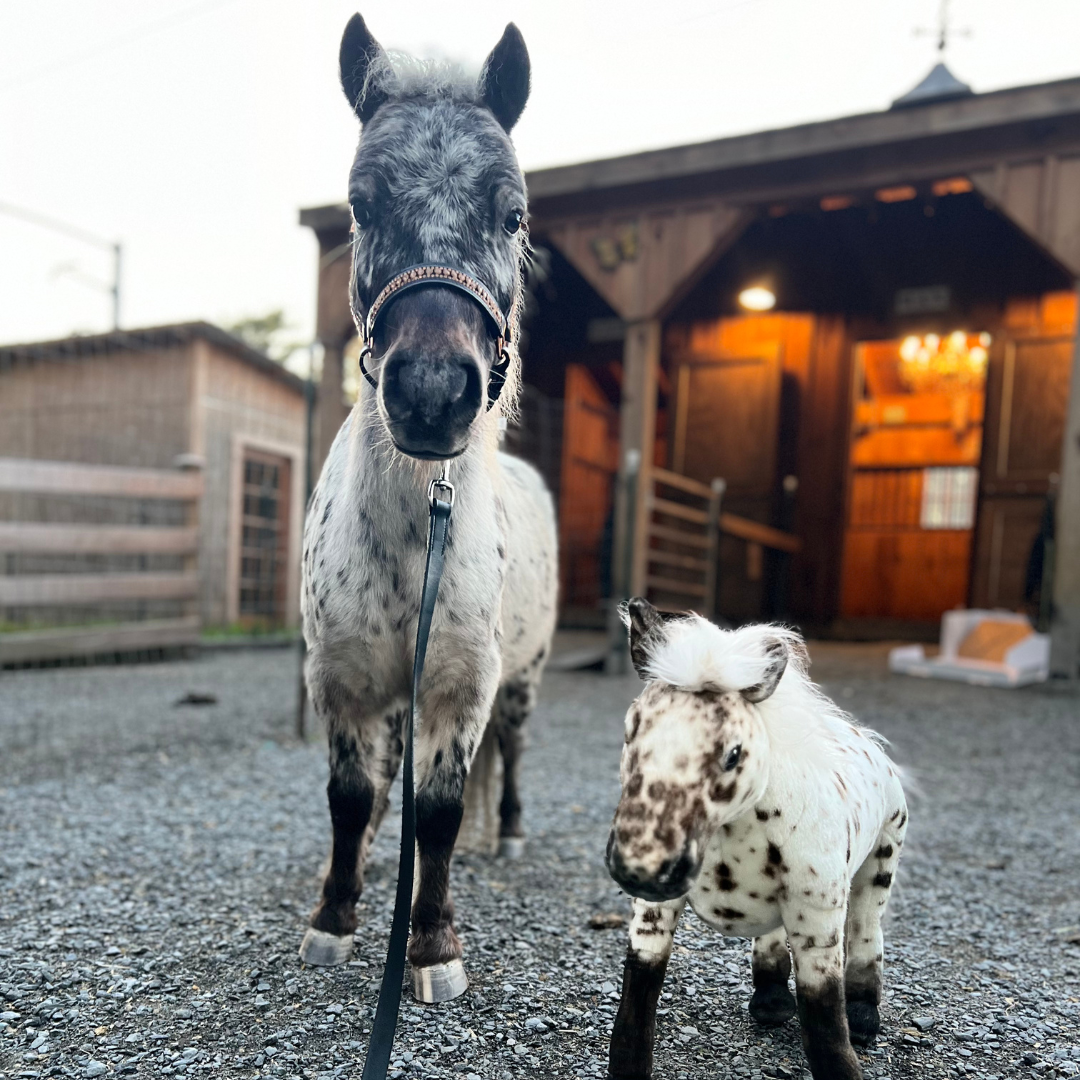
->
[971,335,1074,609]
[670,345,783,619]
[558,365,619,617]
[238,449,291,626]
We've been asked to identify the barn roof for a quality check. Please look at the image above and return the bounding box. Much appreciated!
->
[300,71,1080,232]
[0,321,306,393]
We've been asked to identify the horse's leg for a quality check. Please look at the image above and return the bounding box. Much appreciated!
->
[749,925,796,1025]
[299,700,406,967]
[407,693,490,1003]
[845,806,907,1046]
[609,897,685,1080]
[784,901,863,1080]
[492,670,538,858]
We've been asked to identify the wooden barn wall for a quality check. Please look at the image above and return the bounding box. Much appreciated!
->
[197,341,305,627]
[0,347,196,628]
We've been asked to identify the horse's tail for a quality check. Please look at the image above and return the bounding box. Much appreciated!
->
[456,721,502,855]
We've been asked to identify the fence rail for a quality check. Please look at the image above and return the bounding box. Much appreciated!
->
[0,456,203,665]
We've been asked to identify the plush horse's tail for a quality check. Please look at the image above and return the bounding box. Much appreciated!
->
[457,722,502,855]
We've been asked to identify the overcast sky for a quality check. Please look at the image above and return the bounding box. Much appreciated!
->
[2,0,1079,348]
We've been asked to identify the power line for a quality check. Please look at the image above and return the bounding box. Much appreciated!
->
[0,0,246,95]
[0,200,122,329]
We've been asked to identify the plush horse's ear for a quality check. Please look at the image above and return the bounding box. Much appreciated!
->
[340,13,388,123]
[621,597,668,680]
[479,23,530,132]
[742,638,788,703]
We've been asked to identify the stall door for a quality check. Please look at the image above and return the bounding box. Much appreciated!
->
[970,335,1074,610]
[238,449,292,626]
[670,346,783,619]
[558,365,619,618]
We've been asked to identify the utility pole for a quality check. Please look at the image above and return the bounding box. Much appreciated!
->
[0,200,122,330]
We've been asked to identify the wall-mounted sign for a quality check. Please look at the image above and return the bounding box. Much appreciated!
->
[894,285,951,315]
[591,223,639,271]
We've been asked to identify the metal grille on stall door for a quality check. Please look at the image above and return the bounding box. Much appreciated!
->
[239,450,291,619]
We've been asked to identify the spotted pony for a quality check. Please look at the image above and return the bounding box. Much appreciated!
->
[298,14,558,1004]
[606,599,907,1080]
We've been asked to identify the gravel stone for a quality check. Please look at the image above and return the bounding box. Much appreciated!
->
[1,644,1078,1079]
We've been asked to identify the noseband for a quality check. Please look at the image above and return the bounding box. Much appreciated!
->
[357,264,514,410]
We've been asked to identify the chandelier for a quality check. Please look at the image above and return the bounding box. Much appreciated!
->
[898,331,990,392]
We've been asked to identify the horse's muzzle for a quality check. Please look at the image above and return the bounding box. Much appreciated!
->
[606,832,699,902]
[381,351,484,459]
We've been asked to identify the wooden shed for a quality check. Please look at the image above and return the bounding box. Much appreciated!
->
[301,69,1080,676]
[0,323,307,652]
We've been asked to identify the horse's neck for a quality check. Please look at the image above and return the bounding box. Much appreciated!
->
[347,395,497,525]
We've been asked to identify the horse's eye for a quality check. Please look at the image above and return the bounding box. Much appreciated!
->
[350,198,371,230]
[723,744,742,772]
[503,209,524,235]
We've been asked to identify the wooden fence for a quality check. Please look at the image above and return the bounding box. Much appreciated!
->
[0,457,203,665]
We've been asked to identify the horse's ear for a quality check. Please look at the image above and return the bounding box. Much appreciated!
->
[742,638,788,703]
[479,23,530,132]
[621,597,666,680]
[340,13,388,123]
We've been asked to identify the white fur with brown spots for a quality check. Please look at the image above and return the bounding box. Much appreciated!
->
[606,599,907,1080]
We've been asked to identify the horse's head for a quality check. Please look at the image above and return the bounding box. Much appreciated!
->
[338,14,530,459]
[606,599,789,902]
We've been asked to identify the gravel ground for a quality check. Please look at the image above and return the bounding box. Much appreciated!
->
[1,642,1079,1080]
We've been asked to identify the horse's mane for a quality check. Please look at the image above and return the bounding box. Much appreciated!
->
[361,51,482,112]
[639,616,883,768]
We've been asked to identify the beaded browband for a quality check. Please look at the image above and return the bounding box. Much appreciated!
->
[358,264,514,409]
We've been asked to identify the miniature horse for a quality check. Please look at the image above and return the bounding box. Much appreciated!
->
[606,599,907,1080]
[299,15,557,1003]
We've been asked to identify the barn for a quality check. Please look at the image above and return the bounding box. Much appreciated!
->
[303,68,1080,676]
[0,323,307,662]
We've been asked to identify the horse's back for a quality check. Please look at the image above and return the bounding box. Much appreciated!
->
[496,450,558,676]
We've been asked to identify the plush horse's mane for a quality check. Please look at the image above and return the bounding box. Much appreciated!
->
[640,616,883,769]
[360,51,482,114]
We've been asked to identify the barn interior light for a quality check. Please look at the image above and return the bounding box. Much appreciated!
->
[738,286,776,311]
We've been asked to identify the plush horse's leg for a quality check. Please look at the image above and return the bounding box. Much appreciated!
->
[492,671,538,858]
[300,703,406,967]
[609,897,685,1080]
[749,926,796,1025]
[785,903,863,1080]
[407,697,490,1003]
[845,804,907,1045]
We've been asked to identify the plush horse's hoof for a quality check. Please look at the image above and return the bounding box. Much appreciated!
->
[412,958,468,1003]
[749,983,797,1026]
[498,836,525,859]
[299,928,353,967]
[847,1000,880,1046]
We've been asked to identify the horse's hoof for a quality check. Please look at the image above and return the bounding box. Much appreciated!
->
[299,928,353,967]
[498,836,525,859]
[412,958,468,1003]
[749,983,796,1026]
[846,1000,880,1046]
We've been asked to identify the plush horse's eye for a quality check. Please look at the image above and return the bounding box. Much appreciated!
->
[723,744,742,772]
[503,209,524,235]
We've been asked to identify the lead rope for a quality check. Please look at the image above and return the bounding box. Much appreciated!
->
[360,469,455,1080]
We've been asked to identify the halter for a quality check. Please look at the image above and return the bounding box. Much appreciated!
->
[357,264,514,410]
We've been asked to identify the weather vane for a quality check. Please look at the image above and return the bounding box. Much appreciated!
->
[916,0,971,57]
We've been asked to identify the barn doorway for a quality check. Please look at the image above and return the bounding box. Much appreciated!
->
[237,448,292,627]
[839,332,988,623]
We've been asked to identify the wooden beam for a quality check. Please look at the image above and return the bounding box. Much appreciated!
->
[650,467,715,500]
[648,524,711,549]
[1051,300,1080,678]
[0,524,198,555]
[645,574,708,598]
[652,498,709,525]
[0,617,200,665]
[719,512,802,553]
[0,458,203,499]
[645,549,709,572]
[0,572,199,607]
